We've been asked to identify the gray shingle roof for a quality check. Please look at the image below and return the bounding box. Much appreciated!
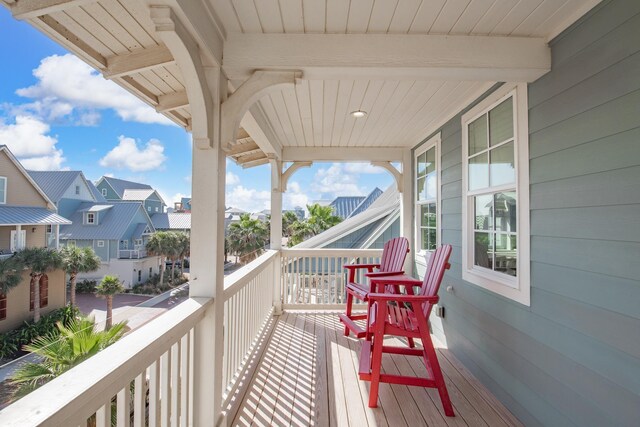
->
[295,186,399,249]
[101,177,151,198]
[0,206,71,225]
[59,201,147,240]
[27,170,82,203]
[151,213,191,230]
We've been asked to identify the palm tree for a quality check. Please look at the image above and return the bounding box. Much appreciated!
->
[176,232,190,276]
[9,317,126,398]
[282,211,299,238]
[227,214,269,263]
[13,248,62,322]
[146,231,172,285]
[60,246,102,307]
[95,275,125,330]
[288,204,342,246]
[0,256,24,296]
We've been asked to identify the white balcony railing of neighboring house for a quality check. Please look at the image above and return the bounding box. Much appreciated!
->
[0,248,384,425]
[118,248,147,259]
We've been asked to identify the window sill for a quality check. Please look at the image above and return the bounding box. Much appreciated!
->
[462,268,529,306]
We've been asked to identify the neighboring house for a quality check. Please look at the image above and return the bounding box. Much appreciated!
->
[174,197,191,212]
[151,212,191,233]
[250,209,270,222]
[28,170,98,218]
[295,186,399,250]
[95,176,166,214]
[0,146,70,332]
[58,201,160,288]
[328,187,383,220]
[285,206,305,221]
[224,207,247,233]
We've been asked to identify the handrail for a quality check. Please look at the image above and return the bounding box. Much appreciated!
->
[282,248,383,257]
[0,296,212,426]
[223,249,278,300]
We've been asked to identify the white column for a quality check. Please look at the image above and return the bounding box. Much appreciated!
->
[270,160,283,314]
[54,224,60,250]
[401,149,414,275]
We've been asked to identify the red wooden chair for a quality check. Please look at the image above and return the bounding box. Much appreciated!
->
[339,237,410,339]
[359,244,454,416]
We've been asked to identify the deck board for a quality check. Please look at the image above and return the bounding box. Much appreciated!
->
[231,311,523,427]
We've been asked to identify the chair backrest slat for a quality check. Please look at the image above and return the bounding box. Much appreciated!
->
[379,237,410,272]
[419,245,453,318]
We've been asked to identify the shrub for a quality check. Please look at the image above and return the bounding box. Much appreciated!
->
[0,305,80,360]
[74,279,97,294]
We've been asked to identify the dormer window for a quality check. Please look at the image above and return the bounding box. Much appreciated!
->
[86,212,96,224]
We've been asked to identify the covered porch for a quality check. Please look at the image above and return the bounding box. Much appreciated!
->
[1,0,638,426]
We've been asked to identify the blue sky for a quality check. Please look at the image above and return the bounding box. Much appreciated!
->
[0,8,393,212]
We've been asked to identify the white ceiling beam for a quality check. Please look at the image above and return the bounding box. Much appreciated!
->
[156,91,189,113]
[104,45,174,80]
[11,0,95,20]
[236,151,267,164]
[224,33,550,82]
[228,141,260,156]
[282,147,403,162]
[240,105,283,159]
[169,0,224,67]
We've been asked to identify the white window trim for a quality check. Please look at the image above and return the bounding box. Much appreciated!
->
[96,240,105,248]
[461,83,530,306]
[0,176,6,204]
[101,188,107,196]
[86,212,95,224]
[414,133,441,266]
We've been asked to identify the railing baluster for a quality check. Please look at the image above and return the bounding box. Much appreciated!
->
[171,343,180,427]
[149,360,160,427]
[160,351,171,427]
[134,371,147,427]
[180,333,190,427]
[116,384,131,427]
[95,401,111,427]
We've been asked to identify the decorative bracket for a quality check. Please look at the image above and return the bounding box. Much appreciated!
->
[151,6,215,150]
[221,70,301,152]
[370,161,403,192]
[277,161,313,193]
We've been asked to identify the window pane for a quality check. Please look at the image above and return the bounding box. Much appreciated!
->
[425,172,437,200]
[495,234,517,276]
[468,115,487,155]
[425,146,436,175]
[474,195,493,230]
[417,176,426,201]
[417,152,427,176]
[468,153,489,190]
[474,232,493,269]
[420,205,429,227]
[428,229,437,251]
[494,192,517,233]
[489,97,513,146]
[427,203,437,227]
[0,177,5,203]
[490,141,515,186]
[421,228,429,251]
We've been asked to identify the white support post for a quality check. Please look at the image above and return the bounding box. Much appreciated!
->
[270,159,283,315]
[54,224,60,250]
[401,149,414,276]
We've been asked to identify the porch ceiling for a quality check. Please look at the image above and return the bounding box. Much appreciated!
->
[2,0,602,158]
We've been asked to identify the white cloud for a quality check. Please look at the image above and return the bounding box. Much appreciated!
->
[226,172,240,186]
[284,181,309,210]
[16,54,172,126]
[226,185,271,213]
[0,115,66,170]
[311,163,364,198]
[99,135,167,172]
[343,162,387,174]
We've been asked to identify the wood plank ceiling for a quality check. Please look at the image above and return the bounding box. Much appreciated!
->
[1,0,600,161]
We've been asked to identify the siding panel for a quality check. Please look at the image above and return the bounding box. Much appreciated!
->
[410,1,640,425]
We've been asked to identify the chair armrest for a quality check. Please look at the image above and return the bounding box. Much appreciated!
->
[369,293,439,303]
[369,275,423,287]
[365,270,404,278]
[344,263,381,270]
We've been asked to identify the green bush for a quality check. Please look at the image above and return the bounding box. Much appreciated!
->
[74,279,97,294]
[0,305,80,360]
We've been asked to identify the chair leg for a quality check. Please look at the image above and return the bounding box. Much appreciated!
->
[368,325,385,408]
[422,334,454,417]
[407,337,415,348]
[344,292,353,336]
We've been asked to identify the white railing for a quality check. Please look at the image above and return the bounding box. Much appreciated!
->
[221,250,278,405]
[0,297,211,427]
[119,248,147,259]
[280,248,383,308]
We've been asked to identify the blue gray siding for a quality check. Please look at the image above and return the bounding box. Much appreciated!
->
[96,181,119,200]
[413,1,640,426]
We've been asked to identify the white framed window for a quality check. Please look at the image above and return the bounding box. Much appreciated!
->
[155,207,159,212]
[0,176,6,204]
[147,206,151,212]
[415,133,441,262]
[96,240,105,248]
[462,83,530,306]
[101,188,107,196]
[121,240,128,249]
[45,225,52,233]
[86,212,95,224]
[75,185,80,195]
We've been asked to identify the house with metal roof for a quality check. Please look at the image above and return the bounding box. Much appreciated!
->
[327,187,383,220]
[0,146,70,332]
[58,201,160,288]
[151,212,191,233]
[95,176,166,215]
[28,170,99,218]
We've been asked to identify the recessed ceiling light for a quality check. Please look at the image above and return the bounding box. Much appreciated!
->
[350,110,367,118]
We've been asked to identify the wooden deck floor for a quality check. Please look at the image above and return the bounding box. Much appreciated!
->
[230,311,523,427]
